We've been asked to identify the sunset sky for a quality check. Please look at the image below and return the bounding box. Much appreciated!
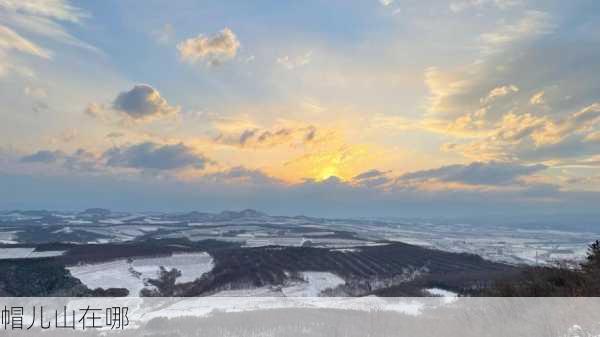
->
[1,0,599,219]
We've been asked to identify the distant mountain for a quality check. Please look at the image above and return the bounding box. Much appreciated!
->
[176,209,269,222]
[10,210,53,217]
[79,208,111,217]
[217,209,267,219]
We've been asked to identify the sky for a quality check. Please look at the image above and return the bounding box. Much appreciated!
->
[1,0,599,221]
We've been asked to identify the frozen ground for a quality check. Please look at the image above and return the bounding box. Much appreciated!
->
[68,252,214,296]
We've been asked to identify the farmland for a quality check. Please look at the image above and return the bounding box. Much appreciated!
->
[0,209,594,297]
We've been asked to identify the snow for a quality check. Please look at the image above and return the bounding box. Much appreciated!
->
[0,248,65,259]
[99,215,141,224]
[68,252,214,296]
[424,288,459,304]
[131,252,214,283]
[134,297,429,324]
[389,237,433,247]
[52,227,73,234]
[331,248,361,253]
[99,219,124,225]
[210,286,285,297]
[68,259,144,295]
[2,210,595,266]
[425,288,458,297]
[242,237,386,249]
[302,231,336,236]
[243,237,305,247]
[143,218,179,224]
[188,222,210,226]
[282,272,346,297]
[67,220,93,224]
[0,231,18,244]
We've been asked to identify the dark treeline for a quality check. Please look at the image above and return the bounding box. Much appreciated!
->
[477,240,600,296]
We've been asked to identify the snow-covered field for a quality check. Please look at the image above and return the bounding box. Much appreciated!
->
[243,237,305,247]
[0,230,18,244]
[132,297,428,323]
[130,253,213,283]
[0,248,65,259]
[68,252,214,296]
[425,288,458,297]
[282,272,346,296]
[54,297,432,329]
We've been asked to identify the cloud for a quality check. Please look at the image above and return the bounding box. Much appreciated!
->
[0,0,98,53]
[18,143,209,173]
[202,166,283,185]
[353,169,388,181]
[113,84,179,120]
[8,154,596,220]
[352,169,391,187]
[423,6,600,165]
[153,23,174,44]
[445,103,600,161]
[24,86,47,98]
[564,175,600,190]
[480,84,519,104]
[62,149,100,171]
[585,132,600,143]
[480,10,554,52]
[0,0,85,23]
[54,129,78,143]
[423,65,481,124]
[397,161,547,186]
[84,102,109,120]
[104,142,207,171]
[20,150,64,163]
[6,168,599,220]
[277,51,312,70]
[531,103,600,146]
[177,28,240,65]
[529,91,545,105]
[19,148,101,171]
[378,0,401,15]
[0,25,51,58]
[450,0,520,13]
[215,125,319,148]
[106,132,124,139]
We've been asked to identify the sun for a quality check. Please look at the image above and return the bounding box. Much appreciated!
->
[317,166,339,181]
